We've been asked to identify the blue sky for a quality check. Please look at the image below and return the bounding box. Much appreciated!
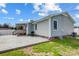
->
[0,3,79,26]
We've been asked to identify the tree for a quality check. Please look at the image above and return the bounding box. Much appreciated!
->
[3,23,9,28]
[0,24,2,28]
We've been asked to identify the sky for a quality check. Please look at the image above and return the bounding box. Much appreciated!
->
[0,3,79,26]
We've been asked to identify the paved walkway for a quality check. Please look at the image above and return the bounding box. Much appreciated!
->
[0,35,48,53]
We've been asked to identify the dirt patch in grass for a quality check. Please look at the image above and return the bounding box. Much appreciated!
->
[22,46,52,56]
[60,49,79,56]
[31,52,52,56]
[22,46,32,55]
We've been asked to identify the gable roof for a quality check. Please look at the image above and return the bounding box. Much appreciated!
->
[33,12,75,24]
[16,23,27,26]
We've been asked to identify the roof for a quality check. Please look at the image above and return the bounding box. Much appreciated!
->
[33,12,75,24]
[16,23,27,25]
[16,12,75,25]
[74,26,79,28]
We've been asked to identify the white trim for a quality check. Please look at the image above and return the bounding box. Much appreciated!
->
[49,18,52,37]
[34,24,37,34]
[34,24,35,32]
[26,23,29,34]
[35,24,37,30]
[34,24,36,31]
[33,12,74,24]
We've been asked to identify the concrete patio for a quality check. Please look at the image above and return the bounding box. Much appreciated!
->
[0,35,48,53]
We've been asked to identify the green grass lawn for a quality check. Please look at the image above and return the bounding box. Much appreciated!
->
[0,49,31,56]
[32,36,79,56]
[0,36,79,56]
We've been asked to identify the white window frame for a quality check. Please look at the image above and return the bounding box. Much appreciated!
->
[53,19,58,31]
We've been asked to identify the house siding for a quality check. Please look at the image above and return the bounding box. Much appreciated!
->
[51,15,74,37]
[35,19,49,37]
[26,23,34,35]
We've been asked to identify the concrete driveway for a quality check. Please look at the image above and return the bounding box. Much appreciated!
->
[0,35,48,53]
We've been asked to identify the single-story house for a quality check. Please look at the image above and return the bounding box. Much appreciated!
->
[16,12,75,38]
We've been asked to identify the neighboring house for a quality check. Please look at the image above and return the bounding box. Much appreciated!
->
[74,26,79,35]
[16,12,75,38]
[16,23,26,30]
[15,23,27,35]
[0,24,15,35]
[0,28,14,35]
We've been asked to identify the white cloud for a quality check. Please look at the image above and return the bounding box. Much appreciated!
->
[3,17,15,20]
[7,17,14,20]
[25,3,27,6]
[32,3,42,13]
[75,5,79,10]
[32,3,62,16]
[16,9,21,15]
[1,9,8,14]
[27,19,31,22]
[19,19,24,21]
[38,12,46,16]
[0,3,6,8]
[44,3,62,12]
[75,14,79,18]
[0,4,8,14]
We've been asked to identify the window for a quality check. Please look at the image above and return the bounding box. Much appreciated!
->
[54,20,57,30]
[35,24,37,30]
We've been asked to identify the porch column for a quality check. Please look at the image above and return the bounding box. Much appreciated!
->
[26,23,29,35]
[49,18,52,38]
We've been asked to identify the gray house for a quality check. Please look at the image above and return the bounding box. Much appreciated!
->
[17,12,74,38]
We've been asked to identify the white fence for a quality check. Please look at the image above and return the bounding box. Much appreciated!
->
[0,29,15,35]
